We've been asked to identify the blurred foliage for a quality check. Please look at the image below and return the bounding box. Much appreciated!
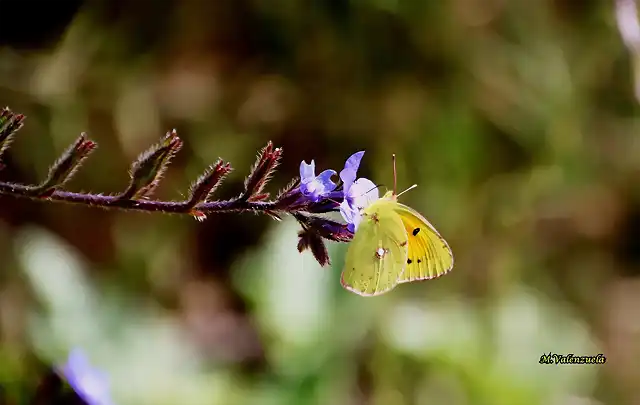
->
[0,0,638,404]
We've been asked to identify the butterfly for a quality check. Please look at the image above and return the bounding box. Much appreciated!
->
[341,155,454,296]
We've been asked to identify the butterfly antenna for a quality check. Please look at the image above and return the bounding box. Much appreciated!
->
[324,185,384,207]
[349,184,385,203]
[397,184,418,197]
[365,184,384,196]
[392,154,397,196]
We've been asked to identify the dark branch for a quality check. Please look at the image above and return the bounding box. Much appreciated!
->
[0,180,284,214]
[0,107,351,266]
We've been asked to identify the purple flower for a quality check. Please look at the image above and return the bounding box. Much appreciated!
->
[60,349,115,405]
[299,159,338,202]
[339,151,379,232]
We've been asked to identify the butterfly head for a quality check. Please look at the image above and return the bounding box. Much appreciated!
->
[381,190,396,200]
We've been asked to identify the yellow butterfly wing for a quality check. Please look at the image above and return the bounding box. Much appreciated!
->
[392,202,454,282]
[341,199,409,296]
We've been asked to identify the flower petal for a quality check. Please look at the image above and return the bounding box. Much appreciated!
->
[339,168,356,194]
[350,212,362,232]
[340,200,356,224]
[300,179,317,197]
[348,178,379,210]
[339,151,365,192]
[299,160,316,182]
[60,349,116,405]
[340,200,363,232]
[314,169,337,193]
[63,349,90,379]
[79,370,112,401]
[343,151,365,174]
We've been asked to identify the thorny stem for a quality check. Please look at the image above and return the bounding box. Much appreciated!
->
[0,182,285,214]
[0,108,337,219]
[0,106,352,266]
[0,106,296,217]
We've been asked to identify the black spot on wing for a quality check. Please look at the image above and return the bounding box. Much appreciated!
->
[407,259,412,264]
[417,259,422,263]
[412,228,420,236]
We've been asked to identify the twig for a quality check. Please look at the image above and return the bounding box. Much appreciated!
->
[0,107,352,265]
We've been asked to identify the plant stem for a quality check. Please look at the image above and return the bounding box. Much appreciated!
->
[0,180,283,215]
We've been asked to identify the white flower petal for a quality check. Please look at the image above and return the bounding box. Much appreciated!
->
[349,178,379,210]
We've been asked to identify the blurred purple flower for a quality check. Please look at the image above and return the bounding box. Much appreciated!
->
[339,151,379,232]
[60,349,115,405]
[299,160,338,202]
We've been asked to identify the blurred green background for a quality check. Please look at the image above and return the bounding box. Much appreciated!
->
[0,0,637,404]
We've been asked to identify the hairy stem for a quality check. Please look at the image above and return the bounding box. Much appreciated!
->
[0,107,352,258]
[0,181,286,215]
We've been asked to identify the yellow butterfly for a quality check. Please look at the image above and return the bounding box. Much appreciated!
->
[341,155,454,296]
